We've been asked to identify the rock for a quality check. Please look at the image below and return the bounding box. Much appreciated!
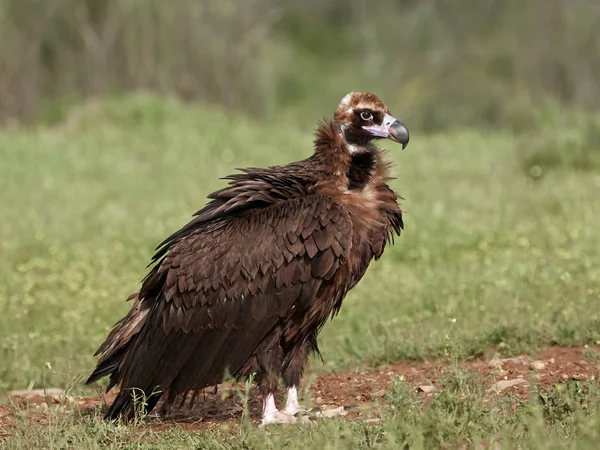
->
[529,360,546,371]
[355,395,364,401]
[314,406,349,418]
[10,388,63,398]
[487,379,527,393]
[9,388,72,403]
[371,389,387,398]
[315,396,324,404]
[488,358,504,368]
[417,385,437,393]
[364,418,381,425]
[488,355,529,368]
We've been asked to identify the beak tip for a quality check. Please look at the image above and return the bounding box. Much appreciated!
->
[389,120,409,149]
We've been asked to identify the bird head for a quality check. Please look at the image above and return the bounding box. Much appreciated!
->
[334,92,409,150]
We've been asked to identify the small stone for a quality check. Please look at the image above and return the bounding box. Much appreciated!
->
[355,395,363,401]
[506,356,529,365]
[316,406,349,418]
[371,389,387,398]
[530,360,545,371]
[549,358,555,364]
[488,357,504,368]
[9,388,73,403]
[364,418,381,425]
[315,396,324,404]
[10,388,64,398]
[487,378,527,393]
[488,355,529,368]
[417,385,437,393]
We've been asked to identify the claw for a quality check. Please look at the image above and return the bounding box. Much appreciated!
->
[259,389,351,428]
[259,410,310,427]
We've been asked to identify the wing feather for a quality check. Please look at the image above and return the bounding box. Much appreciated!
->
[95,194,352,420]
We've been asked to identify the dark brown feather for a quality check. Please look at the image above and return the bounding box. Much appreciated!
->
[87,92,406,422]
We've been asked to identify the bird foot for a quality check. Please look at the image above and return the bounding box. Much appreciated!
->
[258,406,351,427]
[284,404,310,417]
[258,410,309,427]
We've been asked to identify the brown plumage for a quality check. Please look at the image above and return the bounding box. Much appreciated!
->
[86,92,410,423]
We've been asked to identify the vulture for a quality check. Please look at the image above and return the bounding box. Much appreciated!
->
[86,92,410,426]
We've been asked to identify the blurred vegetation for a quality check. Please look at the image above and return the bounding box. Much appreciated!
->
[519,105,600,178]
[5,371,600,448]
[1,0,600,133]
[1,95,600,392]
[1,3,600,440]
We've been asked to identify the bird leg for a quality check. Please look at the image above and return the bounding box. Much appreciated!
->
[284,385,351,419]
[259,387,349,427]
[258,393,302,427]
[283,385,308,416]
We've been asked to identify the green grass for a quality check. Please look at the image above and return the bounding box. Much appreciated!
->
[4,369,600,449]
[1,94,600,448]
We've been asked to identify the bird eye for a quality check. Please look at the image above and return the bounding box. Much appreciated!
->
[360,111,373,121]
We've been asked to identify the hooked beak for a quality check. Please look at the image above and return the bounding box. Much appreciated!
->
[362,113,410,149]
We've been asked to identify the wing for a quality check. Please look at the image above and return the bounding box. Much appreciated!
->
[102,194,352,420]
[371,183,403,259]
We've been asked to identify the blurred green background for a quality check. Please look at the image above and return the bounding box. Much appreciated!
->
[2,0,600,389]
[1,0,599,132]
[2,2,600,447]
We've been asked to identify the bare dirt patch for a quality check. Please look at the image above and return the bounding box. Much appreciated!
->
[2,345,598,436]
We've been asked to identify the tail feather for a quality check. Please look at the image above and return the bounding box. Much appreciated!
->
[89,292,160,422]
[104,387,163,422]
[86,293,149,389]
[86,347,126,390]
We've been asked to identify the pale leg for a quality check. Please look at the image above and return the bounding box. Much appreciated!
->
[258,393,299,427]
[259,388,349,427]
[282,386,349,420]
[284,386,307,416]
[263,393,278,417]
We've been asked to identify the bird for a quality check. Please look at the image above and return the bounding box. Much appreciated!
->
[86,91,410,426]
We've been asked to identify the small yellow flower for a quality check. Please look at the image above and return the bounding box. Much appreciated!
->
[45,362,52,370]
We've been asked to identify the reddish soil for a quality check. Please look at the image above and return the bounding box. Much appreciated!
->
[1,345,599,437]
